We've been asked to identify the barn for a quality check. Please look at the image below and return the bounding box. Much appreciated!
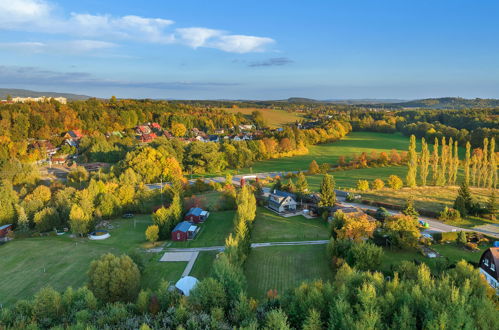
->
[479,247,499,293]
[184,207,210,223]
[0,224,13,238]
[171,221,199,241]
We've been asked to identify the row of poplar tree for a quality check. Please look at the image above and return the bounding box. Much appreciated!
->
[406,135,497,188]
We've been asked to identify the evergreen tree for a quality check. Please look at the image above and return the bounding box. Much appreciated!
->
[318,174,336,207]
[431,137,439,185]
[402,197,419,220]
[420,137,430,186]
[295,171,309,194]
[302,309,322,330]
[285,178,296,193]
[308,160,320,174]
[447,137,454,184]
[453,181,474,216]
[406,135,417,187]
[451,140,459,185]
[464,141,471,186]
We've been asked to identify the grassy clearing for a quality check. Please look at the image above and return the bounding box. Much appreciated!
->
[0,215,185,305]
[241,132,412,174]
[170,210,235,248]
[185,191,225,210]
[359,186,495,228]
[245,245,332,299]
[190,251,219,280]
[251,207,329,243]
[221,107,304,129]
[381,242,491,274]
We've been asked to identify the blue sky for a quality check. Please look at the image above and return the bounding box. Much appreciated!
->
[1,0,498,99]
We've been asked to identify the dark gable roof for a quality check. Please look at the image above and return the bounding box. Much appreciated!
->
[480,247,499,280]
[172,221,191,233]
[271,190,296,199]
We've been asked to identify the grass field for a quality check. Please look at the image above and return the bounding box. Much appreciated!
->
[190,251,219,280]
[245,245,332,299]
[251,207,329,243]
[0,215,185,305]
[221,107,304,129]
[170,210,235,247]
[381,242,491,274]
[241,132,412,174]
[359,186,495,227]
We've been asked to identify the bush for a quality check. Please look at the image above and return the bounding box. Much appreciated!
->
[371,178,385,190]
[387,175,403,190]
[345,192,356,202]
[465,242,479,251]
[88,253,141,303]
[432,231,459,243]
[346,242,384,271]
[356,180,370,191]
[439,207,461,222]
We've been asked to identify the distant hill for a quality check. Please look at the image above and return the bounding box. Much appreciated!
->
[284,97,406,104]
[375,97,499,109]
[0,88,91,100]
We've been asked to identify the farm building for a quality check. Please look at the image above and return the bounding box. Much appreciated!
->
[171,221,199,241]
[175,276,198,296]
[479,247,499,293]
[184,207,210,223]
[268,190,297,213]
[0,224,13,238]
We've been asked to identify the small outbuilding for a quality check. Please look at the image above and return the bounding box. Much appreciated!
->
[479,247,499,293]
[184,207,209,223]
[0,224,13,238]
[175,276,199,296]
[171,221,199,241]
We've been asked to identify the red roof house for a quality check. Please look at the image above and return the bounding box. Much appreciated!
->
[0,224,13,238]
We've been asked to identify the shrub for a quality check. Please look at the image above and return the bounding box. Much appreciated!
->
[439,207,461,222]
[465,242,479,251]
[356,180,370,192]
[432,231,459,242]
[387,175,403,190]
[345,192,356,202]
[346,242,384,271]
[145,225,159,244]
[457,231,467,246]
[371,178,385,190]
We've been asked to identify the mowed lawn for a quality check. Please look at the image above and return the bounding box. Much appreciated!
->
[221,107,304,129]
[251,208,329,243]
[245,245,332,299]
[170,210,235,247]
[241,132,412,174]
[190,251,219,280]
[0,215,185,305]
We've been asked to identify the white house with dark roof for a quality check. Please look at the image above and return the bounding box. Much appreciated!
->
[268,190,297,213]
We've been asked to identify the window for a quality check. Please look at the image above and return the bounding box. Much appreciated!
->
[483,258,489,267]
[491,263,496,272]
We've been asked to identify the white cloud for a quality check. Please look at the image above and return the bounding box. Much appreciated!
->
[214,35,274,53]
[0,0,274,53]
[0,0,52,26]
[0,40,117,54]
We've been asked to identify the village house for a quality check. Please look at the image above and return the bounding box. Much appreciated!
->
[30,140,58,160]
[63,130,84,147]
[171,221,199,241]
[268,190,298,213]
[0,224,13,239]
[184,207,210,223]
[479,247,499,293]
[135,125,152,136]
[238,124,255,131]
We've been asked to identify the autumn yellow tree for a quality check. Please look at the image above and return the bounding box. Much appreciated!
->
[170,122,187,137]
[335,213,377,242]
